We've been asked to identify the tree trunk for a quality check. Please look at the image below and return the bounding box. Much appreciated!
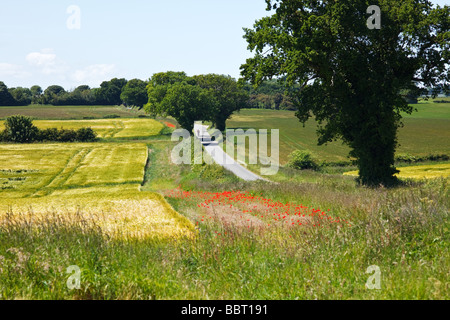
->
[215,117,227,132]
[350,109,400,187]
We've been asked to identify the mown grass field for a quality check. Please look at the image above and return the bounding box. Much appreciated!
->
[226,98,450,164]
[0,103,448,300]
[0,105,146,120]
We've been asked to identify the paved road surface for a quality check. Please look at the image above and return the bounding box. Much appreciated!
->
[194,124,266,182]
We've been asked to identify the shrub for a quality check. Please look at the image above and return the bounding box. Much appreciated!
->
[76,127,97,142]
[287,150,319,170]
[0,129,7,142]
[58,129,78,142]
[104,114,121,119]
[395,153,418,163]
[38,128,60,142]
[426,154,449,162]
[4,115,39,143]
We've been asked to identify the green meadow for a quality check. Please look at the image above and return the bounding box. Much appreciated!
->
[227,98,450,164]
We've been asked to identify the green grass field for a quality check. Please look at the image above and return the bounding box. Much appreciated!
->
[226,99,450,164]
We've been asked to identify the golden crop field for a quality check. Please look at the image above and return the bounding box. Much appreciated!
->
[344,163,450,179]
[0,118,164,139]
[0,142,195,240]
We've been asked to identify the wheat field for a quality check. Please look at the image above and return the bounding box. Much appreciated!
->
[0,142,195,240]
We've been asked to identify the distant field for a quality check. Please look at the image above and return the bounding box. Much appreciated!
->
[344,163,450,179]
[0,105,145,120]
[0,118,164,139]
[227,99,450,164]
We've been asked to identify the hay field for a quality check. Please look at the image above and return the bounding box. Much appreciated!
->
[0,118,164,139]
[343,163,450,179]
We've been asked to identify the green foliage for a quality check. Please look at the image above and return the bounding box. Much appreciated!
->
[395,153,449,164]
[96,78,128,105]
[287,150,319,170]
[3,115,39,143]
[8,87,32,106]
[145,71,189,117]
[0,128,7,142]
[191,74,248,131]
[120,79,148,108]
[145,72,216,133]
[37,127,97,142]
[30,85,43,104]
[56,129,78,142]
[400,88,419,104]
[0,82,16,106]
[145,72,246,132]
[241,0,450,186]
[241,79,296,110]
[159,83,216,134]
[80,129,98,142]
[42,85,66,105]
[37,128,60,142]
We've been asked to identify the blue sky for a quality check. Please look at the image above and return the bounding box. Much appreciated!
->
[0,0,448,90]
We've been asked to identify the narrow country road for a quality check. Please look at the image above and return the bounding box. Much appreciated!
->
[193,123,267,182]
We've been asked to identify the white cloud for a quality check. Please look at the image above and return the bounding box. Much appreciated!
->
[72,64,117,86]
[26,50,68,75]
[0,63,31,79]
[26,52,56,67]
[2,50,118,88]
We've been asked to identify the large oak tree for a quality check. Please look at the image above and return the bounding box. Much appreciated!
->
[241,0,449,186]
[192,74,249,131]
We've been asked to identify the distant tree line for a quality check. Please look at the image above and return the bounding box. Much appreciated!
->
[1,76,298,111]
[241,79,297,110]
[1,76,438,110]
[0,78,149,108]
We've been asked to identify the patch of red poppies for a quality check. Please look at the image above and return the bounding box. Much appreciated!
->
[166,187,352,236]
[164,121,176,128]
